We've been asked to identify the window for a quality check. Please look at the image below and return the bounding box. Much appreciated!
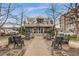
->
[37,18,44,23]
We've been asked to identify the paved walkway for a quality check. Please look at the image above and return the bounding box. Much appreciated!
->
[24,36,51,56]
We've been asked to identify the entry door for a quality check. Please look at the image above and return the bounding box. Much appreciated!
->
[40,28,43,33]
[38,27,43,33]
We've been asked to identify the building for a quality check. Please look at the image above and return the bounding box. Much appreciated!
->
[25,16,53,36]
[60,7,79,34]
[0,23,20,36]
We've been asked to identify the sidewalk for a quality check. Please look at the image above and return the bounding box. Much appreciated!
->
[24,36,51,56]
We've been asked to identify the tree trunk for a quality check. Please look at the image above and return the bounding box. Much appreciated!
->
[0,3,11,28]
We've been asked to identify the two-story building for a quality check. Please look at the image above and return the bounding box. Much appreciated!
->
[25,16,53,36]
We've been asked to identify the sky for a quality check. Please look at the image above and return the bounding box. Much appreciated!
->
[2,3,69,16]
[2,3,51,16]
[19,3,51,16]
[1,3,70,27]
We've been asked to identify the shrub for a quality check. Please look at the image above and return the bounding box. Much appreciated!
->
[47,27,55,37]
[70,35,77,38]
[70,35,79,41]
[18,27,26,35]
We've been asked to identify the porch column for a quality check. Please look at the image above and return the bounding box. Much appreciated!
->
[40,28,41,33]
[32,28,34,33]
[38,27,39,33]
[43,28,44,33]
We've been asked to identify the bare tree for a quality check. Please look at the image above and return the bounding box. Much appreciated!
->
[48,4,61,38]
[0,4,11,28]
[64,3,79,35]
[20,7,24,34]
[0,3,16,28]
[73,3,79,36]
[0,3,2,15]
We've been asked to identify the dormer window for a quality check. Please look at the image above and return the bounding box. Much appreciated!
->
[50,20,53,24]
[37,18,44,23]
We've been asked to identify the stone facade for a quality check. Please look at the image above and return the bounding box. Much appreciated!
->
[60,7,79,34]
[25,16,53,35]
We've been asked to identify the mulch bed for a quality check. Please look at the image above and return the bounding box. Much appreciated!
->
[0,45,26,56]
[51,44,79,56]
[65,48,79,56]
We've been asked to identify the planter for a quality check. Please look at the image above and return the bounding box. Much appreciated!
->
[69,40,79,48]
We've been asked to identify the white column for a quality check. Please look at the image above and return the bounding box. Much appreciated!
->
[43,28,44,33]
[32,28,34,33]
[38,28,39,33]
[39,27,40,33]
[38,28,40,33]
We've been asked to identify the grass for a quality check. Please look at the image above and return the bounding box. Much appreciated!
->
[70,35,79,41]
[0,36,9,40]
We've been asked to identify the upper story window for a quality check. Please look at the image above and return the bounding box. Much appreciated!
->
[50,20,53,24]
[77,12,79,18]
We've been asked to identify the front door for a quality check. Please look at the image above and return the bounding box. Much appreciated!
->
[34,27,44,36]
